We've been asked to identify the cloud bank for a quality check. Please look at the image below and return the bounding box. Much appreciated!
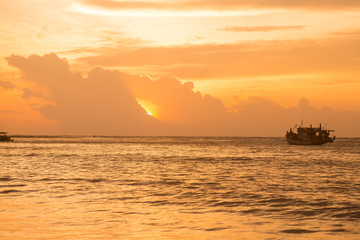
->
[6,53,360,136]
[6,54,162,135]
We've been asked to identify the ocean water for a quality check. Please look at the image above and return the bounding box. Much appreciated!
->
[0,136,359,240]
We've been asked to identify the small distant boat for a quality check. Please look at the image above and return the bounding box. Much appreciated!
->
[0,132,14,142]
[286,123,335,145]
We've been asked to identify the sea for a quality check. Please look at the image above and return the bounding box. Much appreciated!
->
[0,136,359,240]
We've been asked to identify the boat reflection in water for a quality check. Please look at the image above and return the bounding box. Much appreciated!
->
[0,132,14,142]
[286,123,335,145]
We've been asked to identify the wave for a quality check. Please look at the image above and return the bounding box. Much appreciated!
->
[0,189,22,194]
[38,177,107,183]
[0,184,26,188]
[0,177,13,181]
[282,229,317,234]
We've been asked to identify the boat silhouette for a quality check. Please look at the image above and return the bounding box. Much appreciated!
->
[286,123,335,145]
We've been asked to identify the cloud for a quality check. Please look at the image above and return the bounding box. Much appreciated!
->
[0,80,15,90]
[82,0,360,10]
[6,53,163,135]
[77,35,360,79]
[22,88,47,100]
[5,53,235,135]
[0,110,21,114]
[123,74,228,123]
[6,53,360,137]
[330,29,360,36]
[218,25,305,32]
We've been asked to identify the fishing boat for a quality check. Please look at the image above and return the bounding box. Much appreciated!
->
[0,132,14,142]
[286,123,335,145]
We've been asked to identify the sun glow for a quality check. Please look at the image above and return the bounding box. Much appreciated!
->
[69,3,268,18]
[137,98,159,118]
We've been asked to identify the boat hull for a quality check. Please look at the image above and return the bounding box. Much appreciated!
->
[286,124,335,145]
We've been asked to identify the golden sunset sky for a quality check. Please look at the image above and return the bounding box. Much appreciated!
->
[1,0,360,136]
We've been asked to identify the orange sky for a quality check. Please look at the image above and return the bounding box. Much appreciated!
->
[1,0,360,136]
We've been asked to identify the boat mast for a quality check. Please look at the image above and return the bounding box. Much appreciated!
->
[301,98,304,127]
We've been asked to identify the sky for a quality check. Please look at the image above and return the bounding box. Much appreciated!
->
[1,0,360,136]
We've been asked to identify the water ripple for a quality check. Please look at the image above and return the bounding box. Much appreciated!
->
[1,137,359,239]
